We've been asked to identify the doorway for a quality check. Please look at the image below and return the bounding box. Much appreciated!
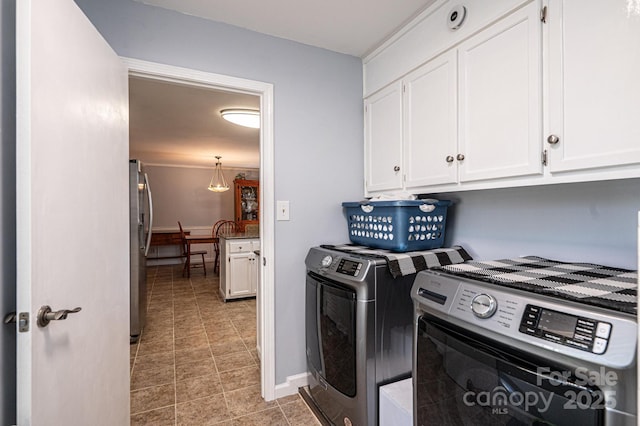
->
[124,58,276,403]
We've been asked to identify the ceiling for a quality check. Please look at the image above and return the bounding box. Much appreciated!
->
[133,0,437,57]
[129,76,260,169]
[129,0,437,169]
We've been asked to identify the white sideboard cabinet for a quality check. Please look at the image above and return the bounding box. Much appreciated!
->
[219,236,260,302]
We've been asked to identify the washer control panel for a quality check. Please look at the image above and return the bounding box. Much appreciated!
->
[411,270,638,369]
[519,304,612,355]
[471,293,497,318]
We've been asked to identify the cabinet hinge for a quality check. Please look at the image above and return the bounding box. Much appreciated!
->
[542,149,548,166]
[540,6,547,23]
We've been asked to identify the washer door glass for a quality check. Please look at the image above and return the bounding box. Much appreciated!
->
[416,314,604,426]
[306,273,357,397]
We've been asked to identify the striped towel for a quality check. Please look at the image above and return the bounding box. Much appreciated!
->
[321,244,472,278]
[438,256,638,314]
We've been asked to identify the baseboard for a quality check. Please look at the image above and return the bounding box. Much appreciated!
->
[274,372,311,399]
[147,258,215,266]
[147,258,182,266]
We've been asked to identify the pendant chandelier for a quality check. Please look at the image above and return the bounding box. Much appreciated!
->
[207,156,229,192]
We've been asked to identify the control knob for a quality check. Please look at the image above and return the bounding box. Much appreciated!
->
[321,255,333,267]
[471,294,497,319]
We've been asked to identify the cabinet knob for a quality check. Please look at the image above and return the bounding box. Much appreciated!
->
[446,155,454,163]
[456,154,465,161]
[393,165,400,172]
[547,134,560,145]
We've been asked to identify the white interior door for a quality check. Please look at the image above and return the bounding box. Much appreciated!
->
[16,1,130,424]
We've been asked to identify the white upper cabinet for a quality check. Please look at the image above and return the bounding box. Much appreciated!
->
[404,50,458,188]
[364,0,531,97]
[364,81,403,192]
[363,0,639,196]
[458,2,542,182]
[365,1,542,195]
[546,0,640,174]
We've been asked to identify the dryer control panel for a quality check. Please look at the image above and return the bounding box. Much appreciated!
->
[519,305,612,355]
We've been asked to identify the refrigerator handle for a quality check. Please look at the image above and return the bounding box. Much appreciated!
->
[144,172,154,256]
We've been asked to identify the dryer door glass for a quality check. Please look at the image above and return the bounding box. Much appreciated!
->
[415,314,604,426]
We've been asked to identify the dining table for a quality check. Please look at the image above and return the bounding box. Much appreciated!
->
[184,234,218,278]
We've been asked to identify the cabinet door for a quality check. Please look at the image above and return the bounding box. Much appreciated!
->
[404,50,458,188]
[228,253,254,298]
[458,2,543,182]
[547,0,640,173]
[234,179,259,232]
[364,81,403,192]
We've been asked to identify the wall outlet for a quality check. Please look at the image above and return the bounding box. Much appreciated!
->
[277,201,290,221]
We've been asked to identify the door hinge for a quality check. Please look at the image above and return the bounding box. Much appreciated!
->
[542,149,548,166]
[540,6,547,23]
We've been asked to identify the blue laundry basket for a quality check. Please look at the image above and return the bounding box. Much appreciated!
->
[342,200,451,252]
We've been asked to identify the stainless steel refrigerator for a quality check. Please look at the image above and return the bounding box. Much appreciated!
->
[129,159,153,343]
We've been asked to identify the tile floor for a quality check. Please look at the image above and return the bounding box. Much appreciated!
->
[130,264,321,425]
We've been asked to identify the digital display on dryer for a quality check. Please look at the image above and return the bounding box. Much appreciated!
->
[537,309,578,338]
[337,259,361,276]
[519,305,607,354]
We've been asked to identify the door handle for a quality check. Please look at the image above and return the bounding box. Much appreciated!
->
[144,172,153,256]
[37,305,82,328]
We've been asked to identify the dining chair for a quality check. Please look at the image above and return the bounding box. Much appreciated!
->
[178,221,207,277]
[213,220,237,274]
[212,219,226,237]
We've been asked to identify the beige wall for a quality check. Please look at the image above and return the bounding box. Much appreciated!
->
[145,164,258,230]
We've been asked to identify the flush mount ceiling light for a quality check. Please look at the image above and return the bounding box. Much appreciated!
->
[208,156,229,192]
[220,109,260,129]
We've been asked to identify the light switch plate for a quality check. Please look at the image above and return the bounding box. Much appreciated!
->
[277,200,290,221]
